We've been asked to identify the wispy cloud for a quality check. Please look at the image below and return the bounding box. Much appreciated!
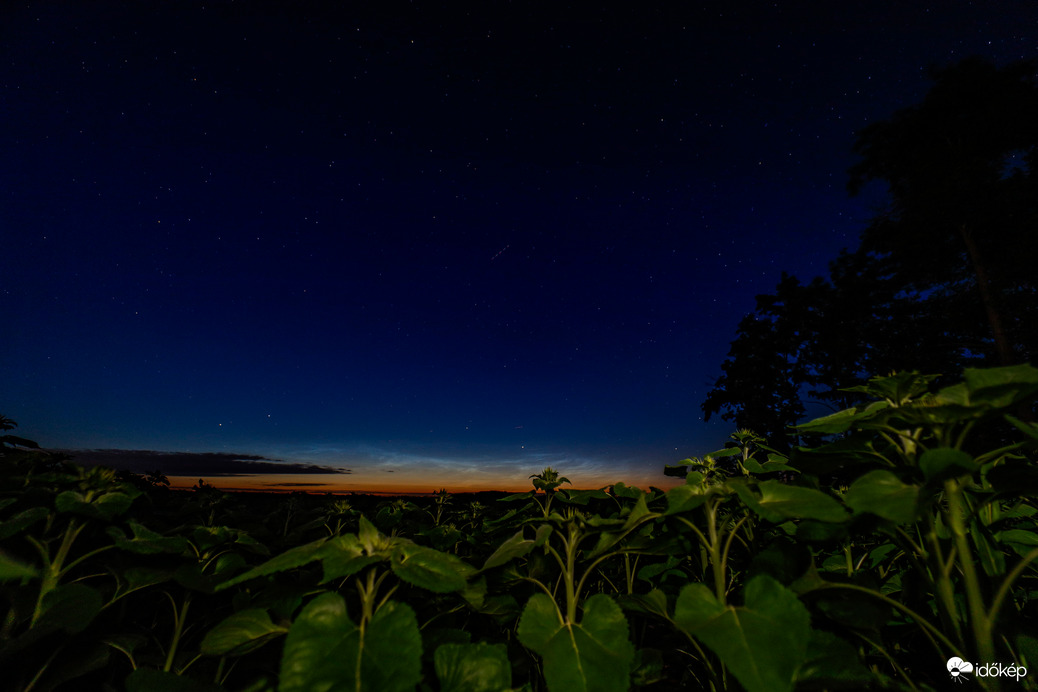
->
[66,449,351,477]
[261,442,660,489]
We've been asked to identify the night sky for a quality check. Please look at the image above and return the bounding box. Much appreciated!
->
[3,2,1034,493]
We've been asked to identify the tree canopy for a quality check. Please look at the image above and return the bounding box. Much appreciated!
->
[703,57,1038,442]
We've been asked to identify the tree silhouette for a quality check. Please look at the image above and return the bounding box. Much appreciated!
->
[849,57,1038,365]
[703,57,1038,436]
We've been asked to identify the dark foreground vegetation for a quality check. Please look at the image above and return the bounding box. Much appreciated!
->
[3,55,1037,692]
[2,364,1038,691]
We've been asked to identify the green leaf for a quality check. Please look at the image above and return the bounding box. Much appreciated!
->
[795,629,876,688]
[963,364,1038,408]
[107,521,189,554]
[357,515,382,554]
[317,534,379,583]
[664,482,714,515]
[390,543,472,592]
[517,593,634,692]
[201,608,289,657]
[843,470,919,523]
[971,522,1005,576]
[743,457,798,475]
[589,494,659,557]
[674,575,811,692]
[0,550,38,582]
[796,402,887,434]
[55,489,135,520]
[36,583,103,634]
[125,669,226,692]
[279,593,422,692]
[558,489,610,505]
[216,538,327,591]
[1000,529,1038,546]
[482,528,538,571]
[434,642,512,692]
[498,490,535,502]
[0,506,50,540]
[741,481,848,523]
[629,649,665,688]
[919,448,977,481]
[611,482,644,499]
[619,589,670,619]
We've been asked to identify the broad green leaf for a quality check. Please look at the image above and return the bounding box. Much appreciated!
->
[390,543,472,592]
[674,575,810,692]
[971,522,1005,576]
[919,448,976,481]
[589,494,658,558]
[619,589,669,619]
[317,534,379,583]
[119,566,174,594]
[0,506,50,540]
[963,364,1038,408]
[0,550,38,582]
[357,514,382,554]
[482,528,538,571]
[740,481,848,523]
[789,438,882,479]
[434,642,512,692]
[558,489,610,505]
[743,457,798,475]
[635,557,683,586]
[664,482,714,515]
[125,669,225,692]
[631,647,665,687]
[517,593,634,692]
[233,530,271,556]
[796,402,887,434]
[498,490,535,502]
[843,371,937,404]
[192,525,233,550]
[55,489,134,520]
[1001,529,1038,546]
[36,583,103,634]
[844,470,919,523]
[279,593,422,692]
[216,538,327,591]
[611,482,644,499]
[795,629,876,687]
[107,521,189,554]
[201,608,289,656]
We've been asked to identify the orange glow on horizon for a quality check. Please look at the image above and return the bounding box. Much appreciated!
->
[168,471,683,495]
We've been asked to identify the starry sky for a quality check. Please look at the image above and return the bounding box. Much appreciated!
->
[2,1,1034,493]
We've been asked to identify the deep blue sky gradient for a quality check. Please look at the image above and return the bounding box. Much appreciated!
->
[2,1,1034,490]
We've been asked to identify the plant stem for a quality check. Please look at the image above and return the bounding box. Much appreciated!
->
[945,479,995,665]
[164,594,191,672]
[705,499,726,604]
[988,546,1038,623]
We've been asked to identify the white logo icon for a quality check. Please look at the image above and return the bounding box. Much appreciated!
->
[948,657,974,683]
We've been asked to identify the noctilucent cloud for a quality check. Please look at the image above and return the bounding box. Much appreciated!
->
[2,2,1033,492]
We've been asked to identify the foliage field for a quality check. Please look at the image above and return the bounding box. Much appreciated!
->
[2,365,1038,691]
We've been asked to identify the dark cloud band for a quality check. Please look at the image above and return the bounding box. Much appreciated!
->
[64,449,351,477]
